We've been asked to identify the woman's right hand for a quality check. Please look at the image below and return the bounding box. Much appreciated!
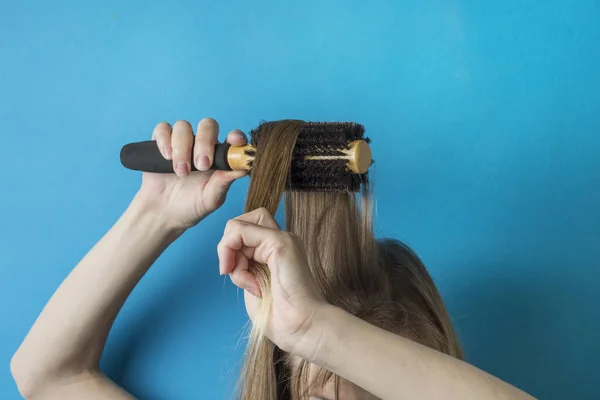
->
[217,208,330,360]
[135,118,248,231]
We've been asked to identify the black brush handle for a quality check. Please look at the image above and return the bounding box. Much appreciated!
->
[120,141,232,173]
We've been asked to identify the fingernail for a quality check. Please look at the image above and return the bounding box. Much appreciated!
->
[164,145,173,160]
[196,155,210,171]
[175,163,189,176]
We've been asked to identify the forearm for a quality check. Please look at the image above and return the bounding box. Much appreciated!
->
[11,195,181,393]
[310,305,536,400]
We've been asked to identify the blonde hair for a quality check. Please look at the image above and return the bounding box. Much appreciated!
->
[238,120,462,399]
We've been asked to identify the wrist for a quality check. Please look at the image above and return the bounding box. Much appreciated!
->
[293,303,346,366]
[127,193,186,239]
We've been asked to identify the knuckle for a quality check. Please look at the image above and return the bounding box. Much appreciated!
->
[173,120,192,132]
[153,122,171,142]
[172,146,190,157]
[269,233,292,260]
[286,231,299,242]
[278,231,295,247]
[255,207,275,227]
[155,121,171,132]
[284,231,303,249]
[195,135,214,149]
[199,117,218,128]
[197,118,219,145]
[210,191,227,209]
[224,219,239,233]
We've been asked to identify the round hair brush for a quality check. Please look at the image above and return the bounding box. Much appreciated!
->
[120,122,372,192]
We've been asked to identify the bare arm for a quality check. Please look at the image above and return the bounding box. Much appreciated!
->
[217,208,537,400]
[310,304,536,400]
[10,197,181,399]
[10,119,247,399]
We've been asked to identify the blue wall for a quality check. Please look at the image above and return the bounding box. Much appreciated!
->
[1,1,599,399]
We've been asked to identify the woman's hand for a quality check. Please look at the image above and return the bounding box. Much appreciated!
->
[135,118,247,230]
[10,120,247,399]
[217,208,329,359]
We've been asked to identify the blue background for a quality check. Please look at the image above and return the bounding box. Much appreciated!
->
[1,1,599,399]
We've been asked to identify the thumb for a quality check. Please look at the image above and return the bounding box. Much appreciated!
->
[203,170,244,211]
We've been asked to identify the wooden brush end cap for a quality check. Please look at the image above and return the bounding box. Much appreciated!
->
[346,140,372,174]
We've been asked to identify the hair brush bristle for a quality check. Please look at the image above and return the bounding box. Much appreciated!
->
[248,121,371,192]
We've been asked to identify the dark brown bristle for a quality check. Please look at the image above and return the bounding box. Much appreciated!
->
[248,121,370,192]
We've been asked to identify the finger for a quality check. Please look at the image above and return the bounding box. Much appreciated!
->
[243,290,259,322]
[152,122,173,160]
[229,257,260,297]
[193,118,219,172]
[226,129,247,147]
[239,245,256,261]
[223,213,277,255]
[217,221,281,274]
[230,270,260,298]
[202,169,247,211]
[200,129,248,202]
[231,207,281,231]
[202,171,234,211]
[171,120,194,177]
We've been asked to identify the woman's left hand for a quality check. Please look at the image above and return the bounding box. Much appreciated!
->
[136,118,248,231]
[217,208,328,358]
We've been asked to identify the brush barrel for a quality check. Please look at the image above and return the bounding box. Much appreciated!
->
[120,140,253,173]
